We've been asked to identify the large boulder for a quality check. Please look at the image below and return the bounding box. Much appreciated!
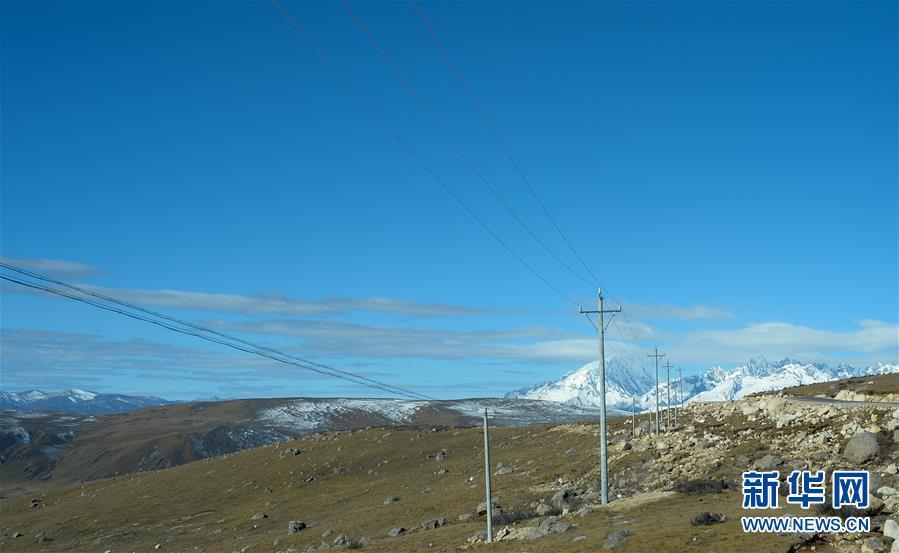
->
[844,432,880,464]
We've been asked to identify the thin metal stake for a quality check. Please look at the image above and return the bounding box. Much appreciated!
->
[665,360,672,432]
[631,395,636,436]
[647,348,665,436]
[483,408,493,543]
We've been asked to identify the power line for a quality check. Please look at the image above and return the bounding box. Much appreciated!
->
[271,0,579,308]
[0,271,433,401]
[406,1,663,363]
[410,0,602,287]
[341,0,595,288]
[275,1,661,371]
[0,262,422,400]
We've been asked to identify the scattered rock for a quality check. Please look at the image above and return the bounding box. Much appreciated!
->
[753,454,783,471]
[288,521,306,534]
[573,535,587,542]
[884,518,899,539]
[477,501,500,516]
[387,527,405,537]
[691,512,727,525]
[845,432,880,464]
[603,529,631,549]
[421,518,446,530]
[332,533,351,546]
[862,536,886,553]
[765,397,788,414]
[468,530,487,543]
[435,452,446,462]
[12,532,22,538]
[536,503,555,516]
[384,496,400,505]
[458,513,472,522]
[251,512,267,521]
[551,488,573,509]
[537,518,570,534]
[35,532,50,543]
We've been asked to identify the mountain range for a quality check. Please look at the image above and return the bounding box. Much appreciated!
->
[506,355,899,411]
[0,388,170,413]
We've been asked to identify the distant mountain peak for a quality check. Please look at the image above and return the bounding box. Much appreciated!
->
[1,388,170,414]
[508,357,899,410]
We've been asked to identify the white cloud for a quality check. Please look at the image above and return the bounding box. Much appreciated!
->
[214,318,581,361]
[667,320,899,365]
[0,256,98,278]
[4,280,499,318]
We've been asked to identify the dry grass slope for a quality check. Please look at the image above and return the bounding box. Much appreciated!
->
[0,408,840,553]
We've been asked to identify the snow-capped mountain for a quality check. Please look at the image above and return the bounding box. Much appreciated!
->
[507,356,899,411]
[0,388,170,414]
[506,352,653,409]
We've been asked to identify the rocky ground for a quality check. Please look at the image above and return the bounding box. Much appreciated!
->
[2,390,899,552]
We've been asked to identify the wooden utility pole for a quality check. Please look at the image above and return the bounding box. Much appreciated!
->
[647,348,665,436]
[579,288,621,505]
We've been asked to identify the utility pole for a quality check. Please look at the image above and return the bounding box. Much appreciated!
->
[665,360,672,432]
[579,288,621,505]
[647,348,665,436]
[675,366,684,426]
[483,408,493,543]
[631,395,636,436]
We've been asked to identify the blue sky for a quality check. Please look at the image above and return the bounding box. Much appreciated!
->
[1,1,896,400]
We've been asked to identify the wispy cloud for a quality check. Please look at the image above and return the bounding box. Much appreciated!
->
[213,318,586,362]
[0,328,403,398]
[667,320,899,365]
[0,256,99,278]
[80,286,496,317]
[1,270,500,318]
